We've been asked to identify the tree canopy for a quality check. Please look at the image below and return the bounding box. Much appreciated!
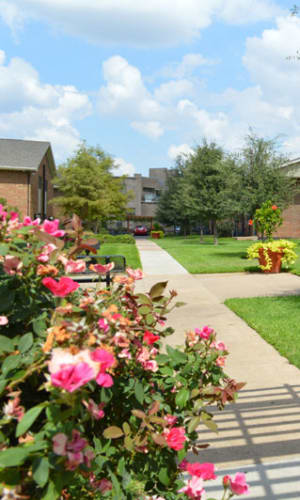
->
[52,143,130,228]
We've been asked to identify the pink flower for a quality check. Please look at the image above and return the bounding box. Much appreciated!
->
[178,459,189,471]
[223,473,249,496]
[52,430,92,471]
[195,325,214,340]
[178,476,206,499]
[211,340,227,351]
[137,347,150,363]
[82,399,105,420]
[3,393,24,421]
[216,356,226,367]
[3,255,23,275]
[143,330,160,345]
[61,258,86,274]
[53,433,68,455]
[112,332,130,347]
[186,462,216,480]
[51,362,94,392]
[10,211,19,221]
[23,215,40,226]
[164,414,178,427]
[95,372,114,387]
[165,427,186,451]
[37,243,57,263]
[97,318,109,333]
[90,348,115,369]
[42,276,79,297]
[96,478,113,493]
[0,204,7,220]
[41,218,65,237]
[90,262,115,274]
[126,267,144,280]
[118,348,132,359]
[142,360,158,372]
[0,316,8,325]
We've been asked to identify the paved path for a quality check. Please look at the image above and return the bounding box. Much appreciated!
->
[134,238,300,499]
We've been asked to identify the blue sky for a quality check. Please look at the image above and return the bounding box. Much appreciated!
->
[0,0,299,176]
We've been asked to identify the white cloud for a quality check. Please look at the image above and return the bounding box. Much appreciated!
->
[0,50,91,162]
[168,144,194,160]
[154,79,195,104]
[131,121,164,139]
[113,157,135,176]
[1,0,283,47]
[161,53,216,79]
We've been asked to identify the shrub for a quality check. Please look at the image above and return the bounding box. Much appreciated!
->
[249,200,282,241]
[97,233,136,245]
[0,207,247,499]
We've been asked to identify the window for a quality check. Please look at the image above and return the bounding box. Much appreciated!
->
[142,188,160,203]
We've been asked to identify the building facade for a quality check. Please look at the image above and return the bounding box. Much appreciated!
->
[274,158,300,238]
[0,138,56,219]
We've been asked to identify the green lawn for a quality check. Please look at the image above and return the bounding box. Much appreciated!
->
[225,296,300,369]
[155,235,300,274]
[99,242,142,269]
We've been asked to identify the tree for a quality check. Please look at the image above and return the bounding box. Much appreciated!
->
[181,141,242,244]
[52,143,130,230]
[239,133,297,220]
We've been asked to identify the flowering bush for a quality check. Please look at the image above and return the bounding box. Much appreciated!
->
[249,200,282,241]
[247,239,297,271]
[0,209,248,499]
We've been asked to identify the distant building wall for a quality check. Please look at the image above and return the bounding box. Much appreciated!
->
[0,170,29,217]
[31,153,55,218]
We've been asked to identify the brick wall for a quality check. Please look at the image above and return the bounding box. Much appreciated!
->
[0,170,29,217]
[274,204,300,238]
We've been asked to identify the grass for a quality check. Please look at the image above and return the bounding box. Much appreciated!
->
[99,242,142,269]
[155,235,300,274]
[225,296,300,369]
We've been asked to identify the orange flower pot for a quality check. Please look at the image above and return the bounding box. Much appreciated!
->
[258,248,283,273]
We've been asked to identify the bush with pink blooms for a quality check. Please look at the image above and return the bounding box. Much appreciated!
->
[0,209,249,499]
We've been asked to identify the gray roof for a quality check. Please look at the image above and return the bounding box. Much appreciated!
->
[0,138,55,172]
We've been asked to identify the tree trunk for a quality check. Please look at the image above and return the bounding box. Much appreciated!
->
[199,225,204,243]
[213,221,218,245]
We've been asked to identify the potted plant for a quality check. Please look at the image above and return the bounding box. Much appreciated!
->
[247,201,297,272]
[150,229,164,239]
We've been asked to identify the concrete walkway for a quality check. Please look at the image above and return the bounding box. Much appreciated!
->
[134,238,300,499]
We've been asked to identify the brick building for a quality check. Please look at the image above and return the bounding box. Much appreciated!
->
[274,158,300,238]
[0,138,56,219]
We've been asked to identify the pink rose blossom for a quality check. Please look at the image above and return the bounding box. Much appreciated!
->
[126,267,144,280]
[53,433,68,455]
[164,414,178,427]
[142,360,158,372]
[94,478,113,493]
[23,215,41,226]
[178,476,206,499]
[195,325,214,340]
[42,276,79,296]
[0,204,7,220]
[216,356,226,367]
[82,399,105,420]
[0,316,8,325]
[62,258,86,274]
[178,459,189,471]
[165,426,186,451]
[97,318,109,333]
[41,219,65,237]
[211,340,227,351]
[90,348,115,369]
[137,347,150,363]
[37,243,57,263]
[52,430,92,471]
[186,462,216,480]
[143,330,160,345]
[112,332,130,347]
[51,362,94,392]
[3,255,23,275]
[95,372,114,387]
[90,262,115,274]
[118,348,132,359]
[223,472,249,496]
[10,211,19,221]
[3,393,24,421]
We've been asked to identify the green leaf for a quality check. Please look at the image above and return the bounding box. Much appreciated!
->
[166,345,187,365]
[158,467,170,486]
[138,305,151,315]
[18,333,33,353]
[156,354,169,364]
[124,436,134,451]
[33,457,49,487]
[41,480,60,500]
[201,412,218,433]
[33,317,47,336]
[146,313,155,326]
[109,470,123,498]
[188,416,201,433]
[137,293,152,305]
[0,287,15,313]
[160,366,173,376]
[134,381,144,404]
[2,354,21,376]
[175,388,190,409]
[0,335,14,353]
[0,447,28,467]
[16,405,45,437]
[149,281,168,299]
[122,422,131,436]
[175,301,186,308]
[117,457,125,476]
[103,426,124,439]
[0,244,9,255]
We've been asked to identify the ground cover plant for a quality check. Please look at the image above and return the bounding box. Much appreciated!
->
[99,242,142,270]
[0,209,248,499]
[225,296,300,369]
[156,235,300,274]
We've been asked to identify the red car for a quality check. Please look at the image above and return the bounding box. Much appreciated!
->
[134,225,148,236]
